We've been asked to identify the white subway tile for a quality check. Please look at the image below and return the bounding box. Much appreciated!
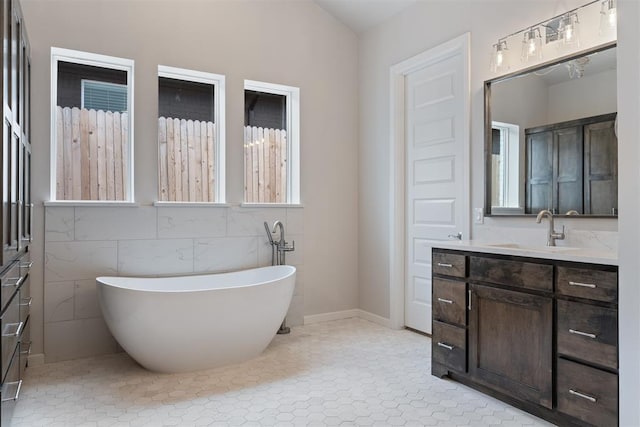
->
[75,207,157,240]
[194,237,258,273]
[157,207,226,238]
[44,281,75,322]
[118,239,194,276]
[44,318,117,363]
[75,279,102,319]
[286,208,304,235]
[284,234,304,266]
[227,207,286,237]
[45,241,118,282]
[45,207,75,242]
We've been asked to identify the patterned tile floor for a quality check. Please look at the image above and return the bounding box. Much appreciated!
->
[13,318,552,426]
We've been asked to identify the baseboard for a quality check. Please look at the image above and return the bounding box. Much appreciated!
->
[355,309,392,328]
[27,353,45,366]
[303,309,392,328]
[303,309,360,324]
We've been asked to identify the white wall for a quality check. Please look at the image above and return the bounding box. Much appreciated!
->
[22,0,359,361]
[358,0,602,319]
[358,1,638,424]
[547,68,617,122]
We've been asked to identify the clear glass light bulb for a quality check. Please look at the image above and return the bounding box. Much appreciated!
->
[528,39,536,55]
[496,50,503,67]
[565,25,573,41]
[608,8,616,27]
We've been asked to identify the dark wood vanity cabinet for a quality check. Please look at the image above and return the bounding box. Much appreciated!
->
[468,283,553,409]
[432,249,619,427]
[0,0,32,424]
[525,113,617,215]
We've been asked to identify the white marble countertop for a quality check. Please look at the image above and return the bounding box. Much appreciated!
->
[433,240,618,266]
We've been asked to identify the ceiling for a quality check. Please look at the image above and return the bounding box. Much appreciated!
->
[313,0,417,34]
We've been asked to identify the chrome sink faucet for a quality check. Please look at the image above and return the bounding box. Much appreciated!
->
[535,209,565,247]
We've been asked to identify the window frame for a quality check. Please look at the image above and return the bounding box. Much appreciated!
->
[50,47,135,203]
[244,79,300,205]
[157,65,226,203]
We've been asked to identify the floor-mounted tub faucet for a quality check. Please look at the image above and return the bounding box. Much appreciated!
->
[268,221,295,265]
[535,209,565,246]
[264,220,295,334]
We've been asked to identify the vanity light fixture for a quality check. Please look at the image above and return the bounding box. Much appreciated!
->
[489,0,612,74]
[558,12,580,46]
[600,0,617,33]
[566,57,590,79]
[522,27,543,62]
[490,39,508,73]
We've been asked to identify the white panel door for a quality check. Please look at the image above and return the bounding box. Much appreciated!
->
[405,41,469,334]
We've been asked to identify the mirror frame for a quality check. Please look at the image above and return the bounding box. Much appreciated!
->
[483,41,618,217]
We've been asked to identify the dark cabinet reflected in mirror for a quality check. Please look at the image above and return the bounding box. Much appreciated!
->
[485,43,617,217]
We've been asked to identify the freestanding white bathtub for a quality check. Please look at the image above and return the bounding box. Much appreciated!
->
[96,265,296,373]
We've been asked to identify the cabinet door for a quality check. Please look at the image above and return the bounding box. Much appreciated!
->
[468,284,553,408]
[554,126,583,214]
[584,120,617,215]
[526,131,553,214]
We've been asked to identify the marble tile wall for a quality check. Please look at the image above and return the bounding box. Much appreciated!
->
[43,206,304,363]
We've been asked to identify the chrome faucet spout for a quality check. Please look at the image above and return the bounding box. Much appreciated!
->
[272,221,285,245]
[535,209,565,246]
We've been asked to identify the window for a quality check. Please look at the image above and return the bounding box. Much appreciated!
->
[491,121,520,209]
[244,80,300,204]
[50,48,134,202]
[157,66,225,203]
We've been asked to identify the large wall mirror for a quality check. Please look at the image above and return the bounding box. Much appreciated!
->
[484,43,617,217]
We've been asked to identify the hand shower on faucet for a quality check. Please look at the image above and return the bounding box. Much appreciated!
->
[263,221,295,266]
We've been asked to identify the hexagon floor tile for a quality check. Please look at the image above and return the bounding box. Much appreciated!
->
[13,318,553,426]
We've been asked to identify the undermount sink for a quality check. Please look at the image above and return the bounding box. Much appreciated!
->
[484,243,580,253]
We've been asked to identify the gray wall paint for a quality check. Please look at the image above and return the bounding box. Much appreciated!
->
[23,0,359,361]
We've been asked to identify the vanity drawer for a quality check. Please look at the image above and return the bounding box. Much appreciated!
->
[557,300,617,369]
[557,358,618,427]
[433,252,466,278]
[556,266,617,303]
[1,346,22,426]
[1,294,21,382]
[470,256,553,292]
[0,262,21,314]
[432,320,466,372]
[433,278,466,327]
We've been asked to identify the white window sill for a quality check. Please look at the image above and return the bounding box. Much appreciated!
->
[44,201,139,207]
[153,201,230,208]
[240,203,304,208]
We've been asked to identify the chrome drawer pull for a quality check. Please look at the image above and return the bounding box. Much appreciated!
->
[437,298,453,304]
[569,329,597,339]
[20,341,32,356]
[437,263,453,268]
[20,297,32,307]
[569,389,597,403]
[1,380,23,402]
[20,261,33,269]
[437,342,454,351]
[468,290,472,311]
[569,281,596,289]
[2,276,23,288]
[2,321,24,338]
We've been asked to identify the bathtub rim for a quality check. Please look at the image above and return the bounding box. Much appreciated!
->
[96,265,296,293]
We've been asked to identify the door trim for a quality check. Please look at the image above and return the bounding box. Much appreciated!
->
[389,33,471,330]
